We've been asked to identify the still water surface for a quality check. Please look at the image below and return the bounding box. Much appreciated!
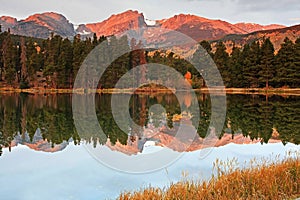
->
[0,93,299,199]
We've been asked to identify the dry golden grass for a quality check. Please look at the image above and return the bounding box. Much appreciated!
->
[118,154,300,200]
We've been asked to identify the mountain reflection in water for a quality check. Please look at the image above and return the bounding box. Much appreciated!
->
[0,93,299,156]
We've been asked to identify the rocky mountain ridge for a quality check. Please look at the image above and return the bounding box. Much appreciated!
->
[234,22,286,33]
[0,12,75,38]
[213,24,300,53]
[0,10,290,42]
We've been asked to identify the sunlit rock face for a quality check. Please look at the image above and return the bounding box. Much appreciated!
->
[234,23,286,33]
[77,10,147,38]
[1,10,291,43]
[157,14,247,41]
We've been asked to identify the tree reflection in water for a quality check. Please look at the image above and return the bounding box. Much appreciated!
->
[0,93,299,156]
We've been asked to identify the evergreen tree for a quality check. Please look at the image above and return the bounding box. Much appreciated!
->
[199,40,212,56]
[43,34,63,88]
[97,35,131,89]
[20,37,29,88]
[43,35,62,74]
[228,45,244,87]
[293,38,300,88]
[129,38,146,86]
[259,38,275,88]
[92,33,98,47]
[26,39,43,76]
[242,42,261,88]
[57,38,73,88]
[0,42,3,81]
[2,32,17,84]
[275,37,296,87]
[72,34,85,80]
[191,45,213,87]
[213,41,230,87]
[98,35,106,43]
[84,37,93,55]
[115,35,131,86]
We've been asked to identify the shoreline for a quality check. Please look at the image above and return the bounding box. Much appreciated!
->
[0,87,300,96]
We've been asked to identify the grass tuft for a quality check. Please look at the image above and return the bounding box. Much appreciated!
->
[117,152,300,200]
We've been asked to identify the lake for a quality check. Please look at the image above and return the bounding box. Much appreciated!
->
[0,93,299,199]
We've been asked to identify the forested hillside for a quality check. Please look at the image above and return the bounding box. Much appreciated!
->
[0,28,299,89]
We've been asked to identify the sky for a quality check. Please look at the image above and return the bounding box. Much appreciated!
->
[1,0,300,26]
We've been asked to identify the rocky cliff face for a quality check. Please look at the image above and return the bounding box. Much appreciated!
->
[0,16,17,32]
[77,10,147,37]
[1,12,75,38]
[234,22,286,33]
[157,14,247,41]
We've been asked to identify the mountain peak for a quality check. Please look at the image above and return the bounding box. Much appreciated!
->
[0,16,17,32]
[158,13,247,41]
[25,12,68,22]
[78,9,146,37]
[0,16,17,24]
[11,12,76,38]
[175,13,208,20]
[158,13,209,24]
[112,9,141,16]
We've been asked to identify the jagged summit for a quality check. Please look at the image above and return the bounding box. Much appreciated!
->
[76,10,146,37]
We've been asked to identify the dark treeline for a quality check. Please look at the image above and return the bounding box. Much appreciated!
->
[0,29,106,89]
[0,27,300,89]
